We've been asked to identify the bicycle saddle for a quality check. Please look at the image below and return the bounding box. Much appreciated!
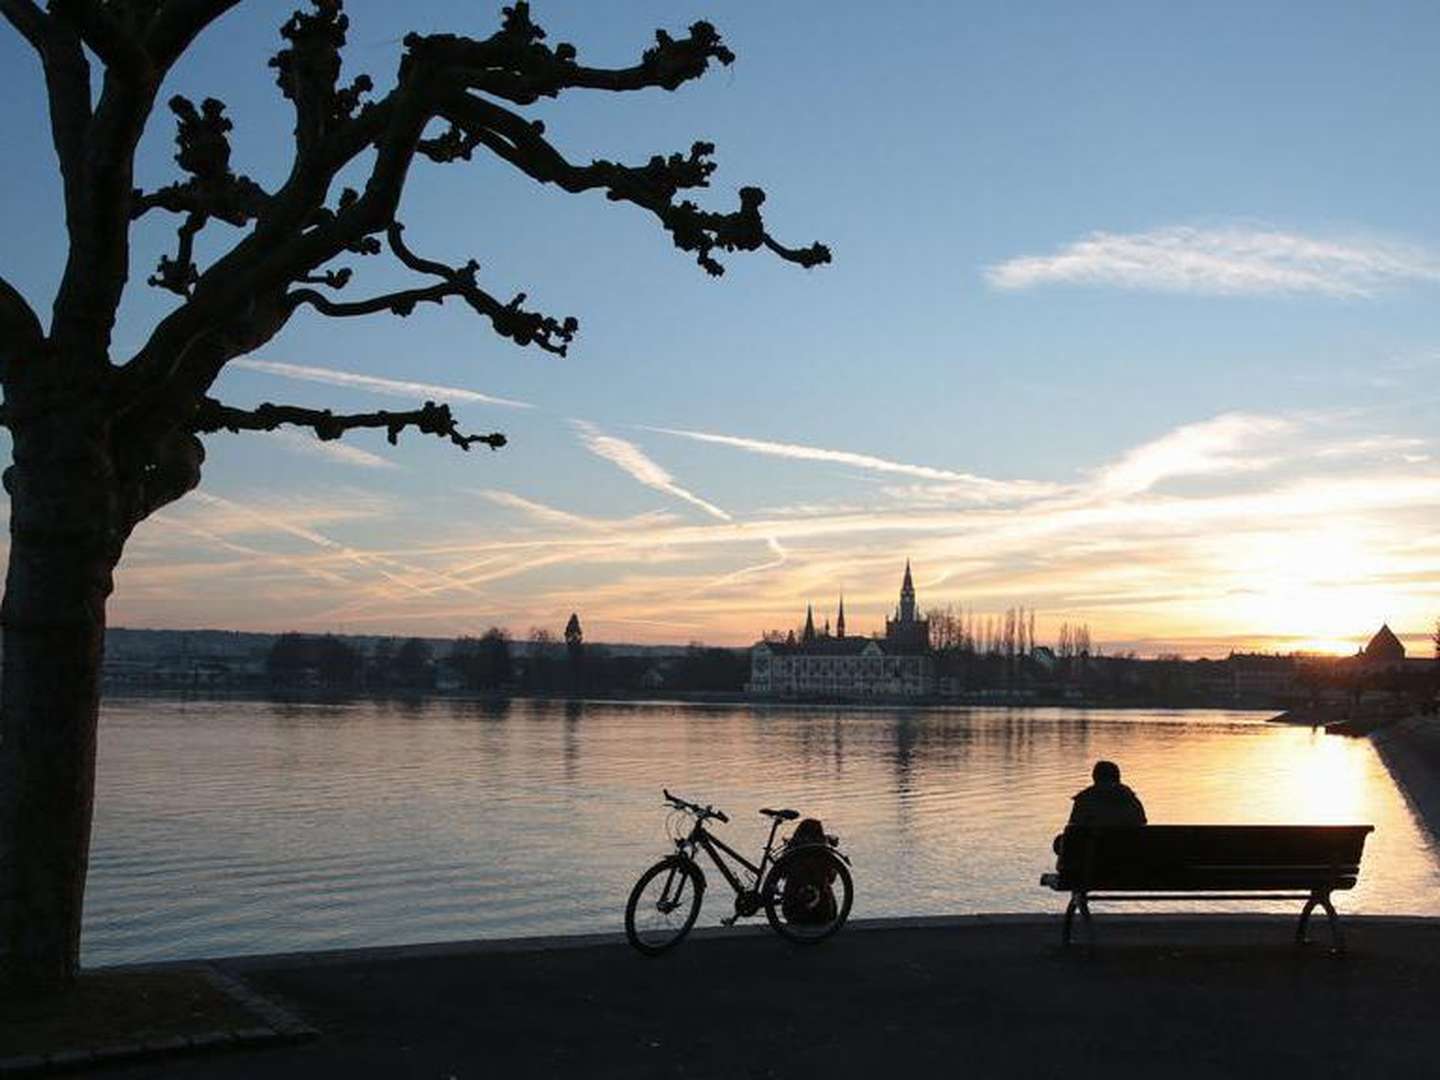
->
[759,807,799,820]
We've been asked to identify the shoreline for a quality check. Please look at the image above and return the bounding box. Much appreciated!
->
[1371,714,1440,847]
[100,685,1279,713]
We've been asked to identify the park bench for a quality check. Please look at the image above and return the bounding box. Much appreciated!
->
[1040,825,1374,952]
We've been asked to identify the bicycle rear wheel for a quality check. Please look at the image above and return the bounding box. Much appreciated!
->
[625,857,704,955]
[762,846,853,945]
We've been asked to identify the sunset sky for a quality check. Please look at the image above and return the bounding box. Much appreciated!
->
[4,1,1439,655]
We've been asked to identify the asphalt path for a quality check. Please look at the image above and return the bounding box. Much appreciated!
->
[92,915,1440,1079]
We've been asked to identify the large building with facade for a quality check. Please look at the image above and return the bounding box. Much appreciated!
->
[747,562,936,698]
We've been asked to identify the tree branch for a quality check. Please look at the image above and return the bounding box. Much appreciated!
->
[133,96,269,296]
[50,0,153,84]
[405,2,737,105]
[0,276,43,348]
[440,92,830,276]
[0,0,46,52]
[192,396,507,451]
[286,222,578,354]
[116,0,826,443]
[145,0,245,70]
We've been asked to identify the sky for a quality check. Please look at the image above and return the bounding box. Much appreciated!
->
[3,1,1440,656]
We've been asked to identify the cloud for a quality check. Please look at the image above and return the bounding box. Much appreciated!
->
[1092,412,1295,496]
[643,425,1057,501]
[477,490,602,530]
[985,226,1440,297]
[262,429,398,469]
[232,359,532,409]
[571,421,731,521]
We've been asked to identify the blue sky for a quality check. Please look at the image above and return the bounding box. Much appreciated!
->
[3,1,1439,653]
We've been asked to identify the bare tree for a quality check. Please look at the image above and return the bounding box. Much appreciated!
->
[0,0,828,986]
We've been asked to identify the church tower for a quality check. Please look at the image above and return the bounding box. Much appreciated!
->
[802,604,816,644]
[836,595,846,639]
[885,560,930,651]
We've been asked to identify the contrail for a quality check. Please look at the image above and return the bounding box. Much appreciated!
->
[233,359,532,409]
[573,421,731,521]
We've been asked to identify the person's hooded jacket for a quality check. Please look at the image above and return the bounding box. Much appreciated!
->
[1066,782,1147,828]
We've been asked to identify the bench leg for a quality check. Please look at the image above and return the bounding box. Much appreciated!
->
[1318,892,1345,955]
[1076,893,1094,950]
[1295,894,1318,945]
[1296,892,1345,954]
[1063,895,1077,946]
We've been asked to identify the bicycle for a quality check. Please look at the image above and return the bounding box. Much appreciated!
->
[624,788,854,955]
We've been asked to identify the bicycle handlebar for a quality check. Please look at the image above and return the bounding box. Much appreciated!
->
[662,788,729,823]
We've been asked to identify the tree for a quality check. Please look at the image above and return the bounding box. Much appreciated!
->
[392,637,434,690]
[564,612,583,691]
[449,628,512,692]
[0,0,828,986]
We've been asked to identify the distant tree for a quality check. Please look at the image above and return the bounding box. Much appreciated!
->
[315,634,360,688]
[0,0,827,985]
[449,628,512,691]
[671,644,748,692]
[368,637,397,689]
[265,631,358,688]
[564,612,584,691]
[266,631,311,685]
[525,627,563,692]
[392,638,434,690]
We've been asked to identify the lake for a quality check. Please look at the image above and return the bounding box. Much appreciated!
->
[84,697,1440,966]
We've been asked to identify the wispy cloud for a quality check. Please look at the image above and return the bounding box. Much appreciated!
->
[477,490,602,530]
[571,421,731,521]
[643,426,1057,501]
[985,226,1440,297]
[232,359,532,409]
[262,429,398,469]
[1092,412,1295,496]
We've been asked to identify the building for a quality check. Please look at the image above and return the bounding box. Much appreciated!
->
[747,563,936,698]
[1359,623,1406,671]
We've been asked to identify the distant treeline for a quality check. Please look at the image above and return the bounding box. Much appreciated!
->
[265,618,748,696]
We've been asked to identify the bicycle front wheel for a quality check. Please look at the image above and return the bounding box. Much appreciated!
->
[762,846,853,945]
[625,857,704,955]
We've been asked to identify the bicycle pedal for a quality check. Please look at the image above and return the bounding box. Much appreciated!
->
[719,916,739,927]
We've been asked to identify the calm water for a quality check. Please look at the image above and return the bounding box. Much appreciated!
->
[84,698,1440,966]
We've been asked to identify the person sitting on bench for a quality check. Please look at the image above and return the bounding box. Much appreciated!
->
[1054,760,1146,855]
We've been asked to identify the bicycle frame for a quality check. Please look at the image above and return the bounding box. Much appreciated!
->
[679,814,786,898]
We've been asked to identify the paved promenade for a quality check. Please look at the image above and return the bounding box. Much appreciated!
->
[90,915,1439,1079]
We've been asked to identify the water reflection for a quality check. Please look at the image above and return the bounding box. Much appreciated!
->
[85,698,1440,966]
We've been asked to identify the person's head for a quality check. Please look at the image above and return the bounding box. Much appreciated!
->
[792,817,826,845]
[1092,760,1122,785]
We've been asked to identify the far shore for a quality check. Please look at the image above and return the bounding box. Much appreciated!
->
[99,684,1281,713]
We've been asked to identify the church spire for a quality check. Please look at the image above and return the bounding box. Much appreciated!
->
[803,604,816,643]
[837,594,846,639]
[899,560,916,623]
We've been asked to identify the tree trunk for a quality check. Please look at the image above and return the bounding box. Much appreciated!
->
[0,412,118,989]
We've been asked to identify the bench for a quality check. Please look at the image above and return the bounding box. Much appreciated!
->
[1040,825,1374,952]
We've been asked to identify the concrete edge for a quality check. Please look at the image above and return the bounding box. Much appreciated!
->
[94,912,1440,977]
[0,964,317,1078]
[1371,719,1440,850]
